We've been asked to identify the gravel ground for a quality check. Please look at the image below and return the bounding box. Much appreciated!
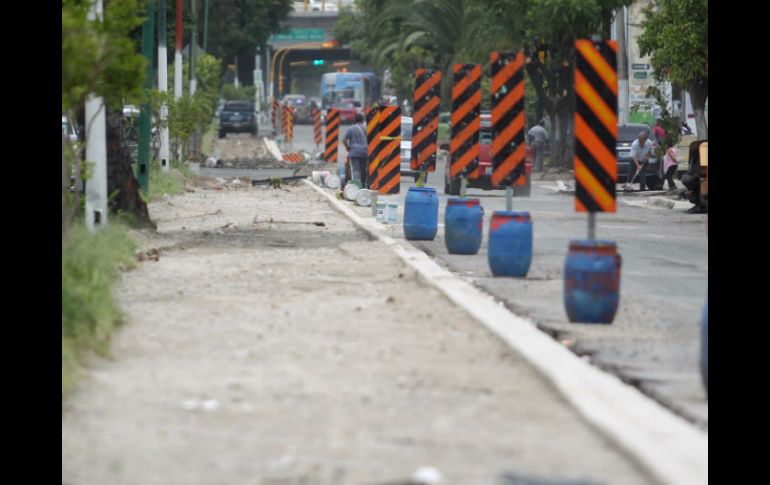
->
[61,183,655,485]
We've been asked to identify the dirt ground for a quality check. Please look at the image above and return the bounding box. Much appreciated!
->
[61,182,654,485]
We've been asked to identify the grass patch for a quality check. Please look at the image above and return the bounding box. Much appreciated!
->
[62,220,138,397]
[146,158,193,202]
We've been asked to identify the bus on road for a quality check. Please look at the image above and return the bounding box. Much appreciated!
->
[321,72,380,109]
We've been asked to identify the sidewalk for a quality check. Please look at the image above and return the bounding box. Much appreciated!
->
[62,182,653,485]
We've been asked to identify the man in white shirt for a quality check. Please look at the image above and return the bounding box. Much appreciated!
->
[626,131,655,191]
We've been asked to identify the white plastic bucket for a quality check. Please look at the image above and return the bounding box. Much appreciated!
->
[324,173,341,189]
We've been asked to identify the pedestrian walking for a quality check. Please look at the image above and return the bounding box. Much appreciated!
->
[342,112,369,187]
[527,120,548,172]
[662,141,678,191]
[625,131,655,191]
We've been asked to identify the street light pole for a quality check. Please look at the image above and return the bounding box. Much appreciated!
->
[175,0,183,161]
[85,0,107,232]
[158,0,170,172]
[203,0,209,53]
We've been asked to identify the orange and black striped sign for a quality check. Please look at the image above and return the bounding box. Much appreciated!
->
[282,153,303,163]
[366,106,382,183]
[371,106,400,194]
[312,107,322,146]
[324,108,340,164]
[490,51,527,187]
[450,64,481,179]
[411,69,441,172]
[282,104,294,142]
[272,99,279,131]
[574,39,618,213]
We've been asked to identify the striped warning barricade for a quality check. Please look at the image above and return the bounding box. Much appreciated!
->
[574,39,618,213]
[490,51,527,187]
[324,108,340,164]
[366,106,382,187]
[312,107,322,147]
[371,106,401,194]
[411,69,441,172]
[450,63,481,180]
[282,153,303,163]
[285,105,294,143]
[272,99,279,131]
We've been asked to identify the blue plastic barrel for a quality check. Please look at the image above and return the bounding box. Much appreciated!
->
[488,211,533,277]
[444,198,483,254]
[403,187,439,240]
[701,301,708,395]
[564,240,621,324]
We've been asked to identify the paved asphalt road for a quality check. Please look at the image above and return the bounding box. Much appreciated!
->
[275,123,708,428]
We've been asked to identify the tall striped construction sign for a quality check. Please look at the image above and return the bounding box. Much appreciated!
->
[574,39,618,212]
[490,51,527,187]
[324,108,340,164]
[371,106,401,194]
[450,64,481,179]
[272,99,279,131]
[282,104,293,142]
[411,69,441,172]
[312,107,322,146]
[366,106,382,184]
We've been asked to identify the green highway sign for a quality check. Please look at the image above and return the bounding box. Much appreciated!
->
[269,29,325,42]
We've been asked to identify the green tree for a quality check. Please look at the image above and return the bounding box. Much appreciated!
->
[638,0,707,138]
[62,0,151,231]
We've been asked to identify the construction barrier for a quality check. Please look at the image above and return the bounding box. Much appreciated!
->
[371,106,401,194]
[574,39,618,213]
[366,106,382,185]
[312,107,322,147]
[272,99,279,131]
[411,69,441,172]
[450,63,481,180]
[490,51,527,187]
[324,108,340,164]
[283,104,294,143]
[282,153,303,163]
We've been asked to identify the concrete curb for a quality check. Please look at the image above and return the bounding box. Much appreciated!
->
[304,179,707,485]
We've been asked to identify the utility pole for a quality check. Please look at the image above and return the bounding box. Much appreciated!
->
[189,0,197,97]
[158,0,170,172]
[137,0,155,194]
[189,0,199,156]
[85,0,107,232]
[175,0,183,161]
[616,6,628,125]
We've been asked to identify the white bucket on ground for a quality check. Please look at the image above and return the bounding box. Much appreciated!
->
[355,189,373,207]
[312,171,330,185]
[324,173,341,189]
[344,180,361,201]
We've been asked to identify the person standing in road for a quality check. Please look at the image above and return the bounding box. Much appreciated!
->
[527,120,548,172]
[662,141,679,192]
[343,113,369,187]
[625,131,655,191]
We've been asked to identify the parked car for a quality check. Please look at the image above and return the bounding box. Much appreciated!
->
[333,99,359,125]
[219,100,257,138]
[616,123,662,188]
[444,113,532,196]
[283,94,310,124]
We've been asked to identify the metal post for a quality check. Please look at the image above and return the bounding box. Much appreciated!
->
[175,0,183,161]
[616,7,628,125]
[371,191,378,217]
[137,0,155,194]
[506,187,513,211]
[85,0,107,232]
[460,177,467,198]
[189,0,197,97]
[158,0,170,172]
[588,212,596,240]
